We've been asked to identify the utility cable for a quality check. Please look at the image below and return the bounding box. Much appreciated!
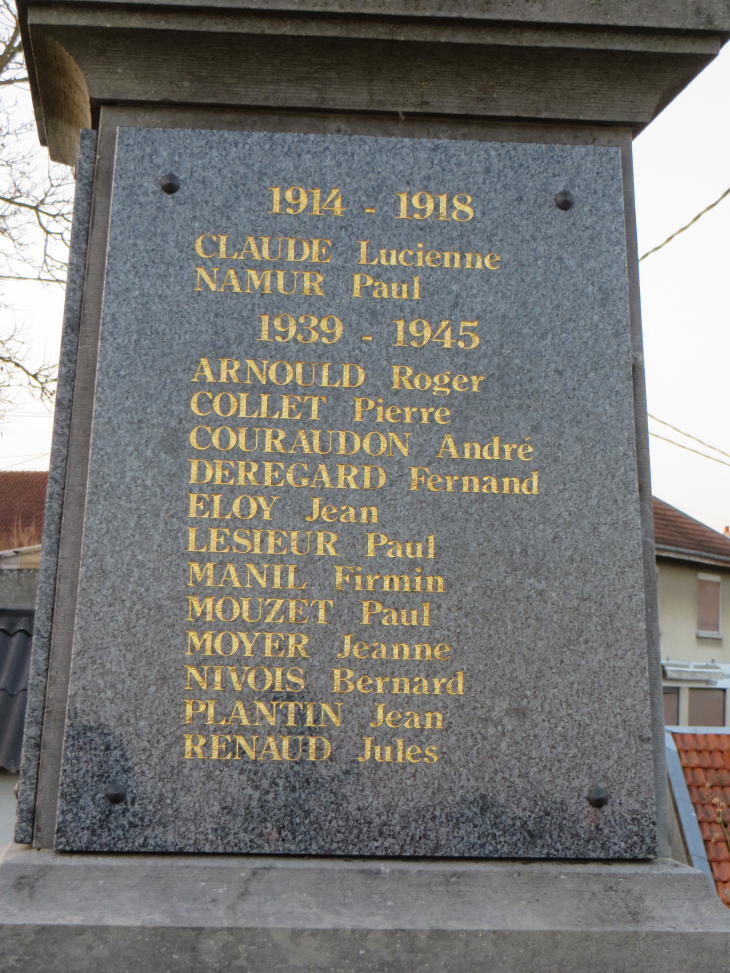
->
[0,452,50,470]
[649,432,730,469]
[648,414,730,462]
[639,185,730,261]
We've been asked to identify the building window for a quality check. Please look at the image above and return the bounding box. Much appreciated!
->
[697,574,721,636]
[688,688,725,727]
[663,688,679,725]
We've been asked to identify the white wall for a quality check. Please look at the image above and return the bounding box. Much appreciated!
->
[658,560,730,727]
[657,561,730,664]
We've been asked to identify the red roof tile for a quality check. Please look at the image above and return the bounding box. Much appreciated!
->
[0,471,47,550]
[679,749,701,768]
[677,733,702,750]
[706,843,730,863]
[713,862,730,882]
[674,732,730,908]
[654,497,730,568]
[697,804,717,823]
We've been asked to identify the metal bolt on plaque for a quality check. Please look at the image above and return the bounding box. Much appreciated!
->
[588,786,609,808]
[104,784,126,805]
[159,173,180,194]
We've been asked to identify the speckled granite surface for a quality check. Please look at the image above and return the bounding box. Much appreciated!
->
[15,131,98,845]
[53,129,655,856]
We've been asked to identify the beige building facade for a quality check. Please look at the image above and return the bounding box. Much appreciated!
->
[655,498,730,728]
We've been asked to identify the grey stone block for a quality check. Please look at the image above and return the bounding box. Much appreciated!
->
[47,129,658,858]
[14,130,97,845]
[20,1,727,165]
[1,847,729,972]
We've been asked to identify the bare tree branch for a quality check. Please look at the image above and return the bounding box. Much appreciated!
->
[0,324,57,421]
[0,353,55,398]
[0,193,67,218]
[0,1,25,84]
[0,25,21,76]
[0,1,74,418]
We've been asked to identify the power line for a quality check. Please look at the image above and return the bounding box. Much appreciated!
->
[649,431,730,469]
[648,414,730,462]
[0,275,64,283]
[639,185,730,262]
[0,452,50,470]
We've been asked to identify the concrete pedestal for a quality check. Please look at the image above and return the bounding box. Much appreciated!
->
[1,845,729,971]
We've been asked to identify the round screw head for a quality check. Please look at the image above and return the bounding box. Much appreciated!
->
[588,786,608,809]
[104,783,126,805]
[160,173,180,195]
[555,190,574,211]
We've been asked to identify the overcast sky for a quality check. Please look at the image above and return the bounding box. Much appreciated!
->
[1,44,729,531]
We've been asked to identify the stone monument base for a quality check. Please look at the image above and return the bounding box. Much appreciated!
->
[1,845,728,971]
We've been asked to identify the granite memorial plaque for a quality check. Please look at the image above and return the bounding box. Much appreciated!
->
[55,129,656,856]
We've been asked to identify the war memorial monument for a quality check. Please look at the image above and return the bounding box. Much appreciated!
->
[2,1,730,968]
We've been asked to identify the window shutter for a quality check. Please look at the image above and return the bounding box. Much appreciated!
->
[697,578,720,633]
[688,688,725,727]
[662,688,679,726]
